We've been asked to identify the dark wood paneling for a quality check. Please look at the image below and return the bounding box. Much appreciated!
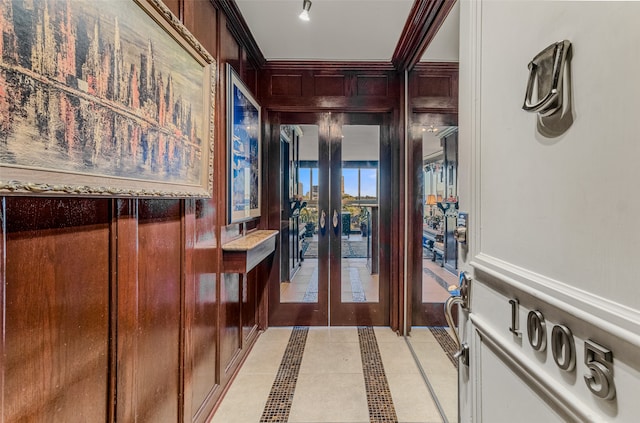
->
[408,122,424,332]
[384,110,402,331]
[221,19,241,77]
[314,75,345,96]
[259,63,400,113]
[272,75,303,96]
[216,0,266,68]
[3,198,111,422]
[219,273,241,379]
[418,75,451,97]
[356,75,388,97]
[114,199,139,422]
[189,199,220,423]
[409,63,459,114]
[185,0,217,56]
[182,4,221,419]
[163,0,181,19]
[242,273,257,341]
[135,200,183,422]
[244,56,259,97]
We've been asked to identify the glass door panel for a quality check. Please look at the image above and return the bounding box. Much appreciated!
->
[339,126,379,304]
[330,115,388,326]
[280,124,319,303]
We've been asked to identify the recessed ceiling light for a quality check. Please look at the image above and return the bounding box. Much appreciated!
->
[299,0,312,21]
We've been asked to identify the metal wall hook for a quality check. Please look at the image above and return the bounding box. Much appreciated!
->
[523,40,572,117]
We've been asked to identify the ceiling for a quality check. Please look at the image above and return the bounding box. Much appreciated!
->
[234,0,459,63]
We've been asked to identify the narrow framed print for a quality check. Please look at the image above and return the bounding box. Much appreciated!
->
[227,63,261,223]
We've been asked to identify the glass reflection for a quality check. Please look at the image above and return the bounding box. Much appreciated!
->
[407,125,460,423]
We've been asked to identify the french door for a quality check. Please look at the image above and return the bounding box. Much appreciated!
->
[269,112,391,326]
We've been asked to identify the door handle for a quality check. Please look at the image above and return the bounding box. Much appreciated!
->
[333,210,339,229]
[444,271,472,366]
[320,210,326,230]
[445,296,469,366]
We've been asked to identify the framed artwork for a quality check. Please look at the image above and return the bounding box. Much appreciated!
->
[0,0,216,197]
[227,64,261,223]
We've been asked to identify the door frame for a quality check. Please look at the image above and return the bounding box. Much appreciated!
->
[267,111,392,326]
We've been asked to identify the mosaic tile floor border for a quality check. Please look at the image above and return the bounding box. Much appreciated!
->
[430,326,459,369]
[358,327,398,423]
[260,327,405,422]
[260,327,309,422]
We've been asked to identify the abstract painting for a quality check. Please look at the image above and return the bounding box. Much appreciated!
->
[0,0,215,197]
[227,64,260,223]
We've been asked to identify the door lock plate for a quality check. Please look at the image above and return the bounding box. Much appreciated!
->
[455,212,468,245]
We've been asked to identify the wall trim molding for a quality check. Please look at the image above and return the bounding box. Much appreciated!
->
[471,314,599,423]
[471,253,640,350]
[262,61,397,72]
[411,62,459,73]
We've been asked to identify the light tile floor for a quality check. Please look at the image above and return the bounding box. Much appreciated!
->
[406,327,459,422]
[211,326,456,423]
[280,258,379,304]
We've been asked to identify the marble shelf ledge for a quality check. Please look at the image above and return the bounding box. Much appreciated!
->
[221,230,278,273]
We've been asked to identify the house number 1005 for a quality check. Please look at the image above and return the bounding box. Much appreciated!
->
[509,300,616,400]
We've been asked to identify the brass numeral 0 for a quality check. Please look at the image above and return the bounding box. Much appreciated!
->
[527,310,547,352]
[551,325,576,371]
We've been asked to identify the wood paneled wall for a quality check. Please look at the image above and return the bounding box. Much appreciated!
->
[0,1,264,422]
[259,62,401,112]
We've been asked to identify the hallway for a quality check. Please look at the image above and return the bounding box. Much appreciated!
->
[211,327,457,423]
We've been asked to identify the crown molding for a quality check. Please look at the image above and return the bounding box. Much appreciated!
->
[262,61,397,72]
[392,0,457,72]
